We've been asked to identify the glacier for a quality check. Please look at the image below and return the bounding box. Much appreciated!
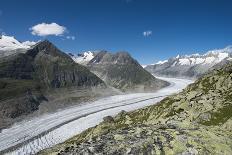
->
[0,77,193,155]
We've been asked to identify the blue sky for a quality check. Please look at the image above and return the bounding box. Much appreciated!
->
[0,0,232,64]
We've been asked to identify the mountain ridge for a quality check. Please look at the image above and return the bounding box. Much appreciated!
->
[145,46,232,78]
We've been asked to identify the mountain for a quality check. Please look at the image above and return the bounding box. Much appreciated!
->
[43,58,232,155]
[0,35,37,58]
[0,40,105,130]
[85,51,169,92]
[145,46,232,78]
[0,35,36,51]
[68,51,97,65]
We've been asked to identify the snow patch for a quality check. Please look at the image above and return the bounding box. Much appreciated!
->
[178,58,190,65]
[69,51,95,64]
[141,65,147,68]
[156,60,168,65]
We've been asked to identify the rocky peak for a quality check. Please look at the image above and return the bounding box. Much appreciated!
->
[88,51,107,64]
[26,40,71,60]
[88,51,138,65]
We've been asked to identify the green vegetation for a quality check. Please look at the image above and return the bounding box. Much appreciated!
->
[0,78,41,101]
[199,103,232,126]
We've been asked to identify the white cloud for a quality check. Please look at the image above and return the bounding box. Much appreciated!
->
[30,23,66,36]
[143,30,152,37]
[66,36,75,40]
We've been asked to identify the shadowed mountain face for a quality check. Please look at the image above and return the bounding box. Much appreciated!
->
[0,40,105,130]
[87,51,169,92]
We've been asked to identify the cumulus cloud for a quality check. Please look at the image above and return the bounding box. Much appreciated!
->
[66,35,75,40]
[30,23,66,36]
[143,30,152,37]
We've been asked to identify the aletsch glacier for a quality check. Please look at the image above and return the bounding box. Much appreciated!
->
[0,77,193,155]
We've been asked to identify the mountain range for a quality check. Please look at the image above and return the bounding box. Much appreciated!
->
[145,46,232,78]
[0,35,167,130]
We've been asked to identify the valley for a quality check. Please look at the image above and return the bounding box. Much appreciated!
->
[0,77,193,154]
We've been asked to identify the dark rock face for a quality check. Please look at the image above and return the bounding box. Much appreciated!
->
[0,53,34,79]
[0,40,105,129]
[29,41,104,89]
[87,51,169,92]
[0,40,104,88]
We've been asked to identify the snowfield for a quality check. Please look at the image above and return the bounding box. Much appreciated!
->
[0,77,193,155]
[0,35,36,51]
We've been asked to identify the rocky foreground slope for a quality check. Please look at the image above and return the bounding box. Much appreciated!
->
[0,40,106,130]
[42,62,232,154]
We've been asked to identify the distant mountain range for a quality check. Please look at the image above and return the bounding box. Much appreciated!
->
[145,46,232,78]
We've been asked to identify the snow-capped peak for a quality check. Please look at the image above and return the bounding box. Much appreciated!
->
[0,35,37,51]
[69,51,96,65]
